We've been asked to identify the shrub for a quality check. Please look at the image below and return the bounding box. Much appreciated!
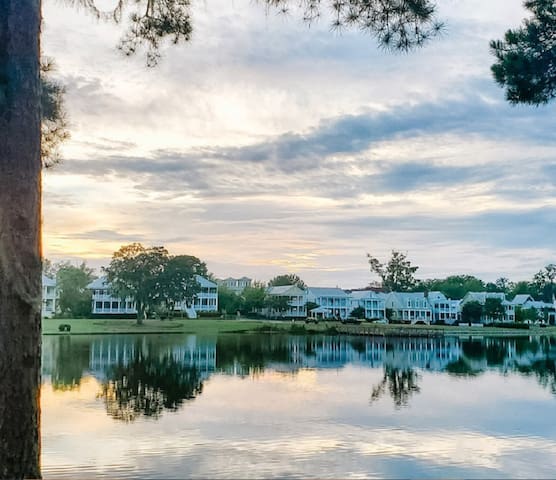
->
[486,322,530,330]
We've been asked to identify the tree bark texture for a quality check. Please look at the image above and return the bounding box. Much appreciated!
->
[0,1,42,478]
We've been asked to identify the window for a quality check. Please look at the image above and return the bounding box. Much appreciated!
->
[96,301,102,309]
[103,301,110,309]
[112,301,119,309]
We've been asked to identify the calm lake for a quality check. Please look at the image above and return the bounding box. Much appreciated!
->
[41,333,556,478]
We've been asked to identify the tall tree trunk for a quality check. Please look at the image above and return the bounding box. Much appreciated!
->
[0,1,42,478]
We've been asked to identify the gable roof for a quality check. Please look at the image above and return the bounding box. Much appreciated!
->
[511,294,534,305]
[307,287,348,298]
[462,292,507,304]
[349,290,385,300]
[195,275,217,288]
[267,285,305,296]
[87,277,109,289]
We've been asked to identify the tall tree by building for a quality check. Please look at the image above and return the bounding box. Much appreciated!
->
[268,273,306,289]
[367,250,419,292]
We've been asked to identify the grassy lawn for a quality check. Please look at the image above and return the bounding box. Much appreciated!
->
[42,317,269,335]
[42,317,556,337]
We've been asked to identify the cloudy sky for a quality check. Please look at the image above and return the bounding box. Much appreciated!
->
[41,0,556,288]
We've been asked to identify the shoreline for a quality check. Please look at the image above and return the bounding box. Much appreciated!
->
[42,318,556,338]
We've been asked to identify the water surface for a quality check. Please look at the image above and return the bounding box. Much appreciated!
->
[41,333,556,478]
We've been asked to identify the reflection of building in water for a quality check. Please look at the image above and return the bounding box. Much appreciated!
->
[88,336,217,381]
[282,336,462,372]
[42,334,556,388]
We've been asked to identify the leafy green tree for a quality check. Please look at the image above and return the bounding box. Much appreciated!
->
[416,275,485,299]
[104,243,169,324]
[485,282,499,293]
[484,297,506,322]
[515,306,539,323]
[495,277,514,294]
[264,295,291,319]
[461,301,483,323]
[42,257,57,278]
[367,250,418,292]
[158,255,206,316]
[242,283,267,314]
[218,286,244,315]
[491,0,556,105]
[533,264,556,302]
[305,301,319,314]
[40,58,70,168]
[509,280,536,298]
[350,306,366,319]
[56,262,95,317]
[268,273,306,289]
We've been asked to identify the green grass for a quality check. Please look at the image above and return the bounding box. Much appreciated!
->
[42,317,268,335]
[42,317,556,337]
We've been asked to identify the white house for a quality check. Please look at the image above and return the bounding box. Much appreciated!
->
[428,291,461,324]
[265,285,306,318]
[217,277,252,294]
[306,287,351,320]
[348,290,387,321]
[42,274,58,318]
[460,292,515,323]
[511,294,556,324]
[87,275,218,317]
[184,275,218,313]
[88,277,136,315]
[385,292,433,324]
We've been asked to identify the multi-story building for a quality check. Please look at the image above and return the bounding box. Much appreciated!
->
[42,274,58,318]
[265,285,306,318]
[178,275,218,313]
[385,292,433,324]
[306,287,351,320]
[428,291,461,324]
[460,292,515,322]
[217,277,252,294]
[87,275,218,317]
[88,277,136,316]
[348,290,387,320]
[511,294,556,324]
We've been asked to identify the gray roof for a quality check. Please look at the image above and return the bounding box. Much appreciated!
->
[463,292,507,304]
[511,294,534,305]
[195,275,217,288]
[267,285,305,296]
[428,291,449,301]
[87,277,109,289]
[307,287,348,298]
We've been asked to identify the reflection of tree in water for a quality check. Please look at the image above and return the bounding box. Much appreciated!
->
[370,366,420,408]
[215,334,291,375]
[50,336,91,391]
[445,357,483,377]
[446,337,556,396]
[98,351,203,422]
[514,337,556,395]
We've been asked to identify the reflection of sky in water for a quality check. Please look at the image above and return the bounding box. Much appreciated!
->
[41,334,556,478]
